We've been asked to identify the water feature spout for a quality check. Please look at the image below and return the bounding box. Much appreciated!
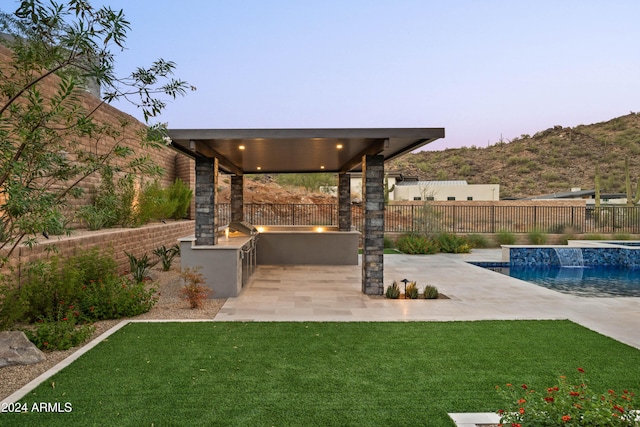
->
[554,247,584,267]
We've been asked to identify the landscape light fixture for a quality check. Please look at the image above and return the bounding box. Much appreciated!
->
[401,278,410,299]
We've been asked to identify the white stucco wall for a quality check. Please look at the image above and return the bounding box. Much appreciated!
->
[393,183,500,201]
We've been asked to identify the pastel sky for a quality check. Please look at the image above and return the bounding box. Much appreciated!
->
[37,1,640,150]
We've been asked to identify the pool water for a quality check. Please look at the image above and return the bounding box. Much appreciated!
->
[490,265,640,297]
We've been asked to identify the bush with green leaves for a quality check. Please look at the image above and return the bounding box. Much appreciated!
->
[125,251,159,283]
[133,180,179,225]
[385,281,400,299]
[528,229,548,245]
[396,234,439,254]
[153,244,181,271]
[24,317,95,352]
[0,248,158,334]
[79,276,158,321]
[405,281,419,299]
[436,233,471,253]
[423,285,439,299]
[167,178,193,220]
[496,230,517,245]
[383,235,396,249]
[496,368,638,426]
[467,233,492,248]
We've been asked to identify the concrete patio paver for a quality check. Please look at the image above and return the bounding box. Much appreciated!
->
[215,250,640,349]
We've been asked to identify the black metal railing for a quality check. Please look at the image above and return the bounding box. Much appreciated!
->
[216,203,640,234]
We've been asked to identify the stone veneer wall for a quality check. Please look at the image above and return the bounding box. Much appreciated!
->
[361,155,384,295]
[3,221,194,277]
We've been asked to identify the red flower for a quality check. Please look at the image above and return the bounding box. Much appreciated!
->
[577,367,585,373]
[562,415,571,422]
[62,317,68,321]
[614,405,625,413]
[569,391,580,396]
[608,389,615,394]
[511,424,521,427]
[517,399,526,404]
[519,408,525,415]
[544,397,554,402]
[521,384,528,389]
[506,383,512,387]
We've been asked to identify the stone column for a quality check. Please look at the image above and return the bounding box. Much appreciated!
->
[338,173,351,231]
[362,155,384,295]
[231,175,244,222]
[195,156,218,246]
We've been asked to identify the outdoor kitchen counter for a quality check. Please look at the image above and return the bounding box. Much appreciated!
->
[255,226,360,265]
[178,235,257,298]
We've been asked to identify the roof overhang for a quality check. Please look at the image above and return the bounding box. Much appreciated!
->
[167,128,445,175]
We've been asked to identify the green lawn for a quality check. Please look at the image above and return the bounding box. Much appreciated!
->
[4,321,640,426]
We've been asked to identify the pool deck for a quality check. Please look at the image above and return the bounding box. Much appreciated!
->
[216,249,640,350]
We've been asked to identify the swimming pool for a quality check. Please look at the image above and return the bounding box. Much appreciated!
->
[476,263,640,297]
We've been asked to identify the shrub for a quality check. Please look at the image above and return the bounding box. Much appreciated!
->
[528,229,548,245]
[396,234,438,255]
[423,285,439,299]
[179,267,211,309]
[496,368,638,426]
[613,233,631,240]
[135,179,179,224]
[436,233,471,253]
[167,178,193,220]
[77,205,114,230]
[385,281,400,299]
[467,233,491,248]
[496,230,516,245]
[153,244,181,271]
[383,235,396,249]
[125,251,159,283]
[3,248,158,337]
[79,276,158,321]
[584,234,605,240]
[23,318,95,352]
[69,247,118,283]
[405,281,419,299]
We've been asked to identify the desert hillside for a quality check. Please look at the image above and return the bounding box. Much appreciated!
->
[389,113,640,199]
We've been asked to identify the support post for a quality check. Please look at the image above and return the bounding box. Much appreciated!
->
[362,155,385,295]
[231,175,244,222]
[195,157,218,246]
[338,173,351,231]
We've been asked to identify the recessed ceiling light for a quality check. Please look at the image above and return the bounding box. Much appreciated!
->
[320,165,325,169]
[256,166,261,171]
[239,145,245,150]
[336,144,343,149]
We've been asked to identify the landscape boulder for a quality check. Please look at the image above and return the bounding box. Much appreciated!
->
[0,331,46,368]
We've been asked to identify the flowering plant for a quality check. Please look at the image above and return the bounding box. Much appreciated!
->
[496,368,638,426]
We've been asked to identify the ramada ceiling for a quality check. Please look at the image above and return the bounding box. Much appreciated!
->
[167,128,445,175]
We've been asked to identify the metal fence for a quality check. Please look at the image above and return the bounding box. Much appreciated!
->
[217,204,640,234]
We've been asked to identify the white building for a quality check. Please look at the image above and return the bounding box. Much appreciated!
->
[393,180,500,201]
[349,173,500,201]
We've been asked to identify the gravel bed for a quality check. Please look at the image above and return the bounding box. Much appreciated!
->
[0,265,226,401]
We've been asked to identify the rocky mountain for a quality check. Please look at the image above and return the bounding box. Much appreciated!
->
[389,113,640,199]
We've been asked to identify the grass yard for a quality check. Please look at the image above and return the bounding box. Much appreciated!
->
[3,320,640,426]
